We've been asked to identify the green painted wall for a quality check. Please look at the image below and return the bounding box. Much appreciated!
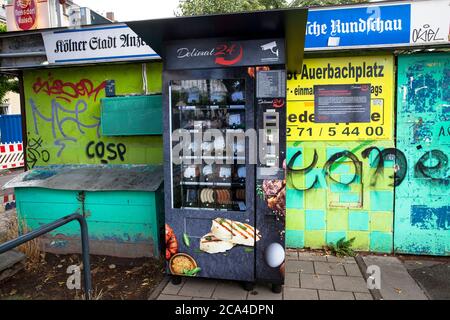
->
[16,187,163,257]
[23,62,164,168]
[394,53,450,256]
[19,63,165,257]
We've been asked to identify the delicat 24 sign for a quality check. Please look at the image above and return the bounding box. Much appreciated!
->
[164,38,286,70]
[42,24,159,64]
[286,55,394,141]
[305,1,449,49]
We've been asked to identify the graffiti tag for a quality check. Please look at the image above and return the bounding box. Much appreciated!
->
[26,136,50,169]
[32,75,106,103]
[287,147,449,191]
[30,98,100,157]
[85,141,127,164]
[411,24,445,43]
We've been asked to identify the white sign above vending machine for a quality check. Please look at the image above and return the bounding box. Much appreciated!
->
[42,24,160,64]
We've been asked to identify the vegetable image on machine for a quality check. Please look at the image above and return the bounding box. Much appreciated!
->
[165,224,178,260]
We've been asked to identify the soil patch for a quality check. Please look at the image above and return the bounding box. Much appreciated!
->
[0,253,165,300]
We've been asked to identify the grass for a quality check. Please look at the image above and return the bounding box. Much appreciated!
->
[76,287,104,300]
[5,214,43,268]
[327,237,356,257]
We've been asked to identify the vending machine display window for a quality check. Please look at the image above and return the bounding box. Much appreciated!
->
[169,78,247,212]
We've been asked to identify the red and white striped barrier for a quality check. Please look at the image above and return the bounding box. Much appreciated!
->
[0,143,24,170]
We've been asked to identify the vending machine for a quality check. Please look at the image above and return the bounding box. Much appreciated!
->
[162,38,287,292]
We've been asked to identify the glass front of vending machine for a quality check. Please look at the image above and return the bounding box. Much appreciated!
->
[163,38,287,292]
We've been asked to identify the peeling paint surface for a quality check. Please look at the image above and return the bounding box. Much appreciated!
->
[395,53,450,256]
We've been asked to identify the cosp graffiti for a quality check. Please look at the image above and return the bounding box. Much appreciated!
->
[85,141,127,164]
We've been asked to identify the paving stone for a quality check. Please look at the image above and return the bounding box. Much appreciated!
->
[158,294,192,300]
[354,292,373,300]
[332,276,369,293]
[283,287,318,300]
[286,250,299,260]
[212,281,248,300]
[286,260,314,274]
[300,274,334,290]
[178,278,217,298]
[314,262,346,276]
[247,284,282,300]
[298,252,328,262]
[285,272,300,287]
[325,255,346,263]
[319,290,355,300]
[326,255,356,264]
[162,279,185,295]
[344,263,363,277]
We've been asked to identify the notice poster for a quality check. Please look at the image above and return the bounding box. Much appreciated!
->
[257,70,286,98]
[314,84,371,123]
[287,55,394,141]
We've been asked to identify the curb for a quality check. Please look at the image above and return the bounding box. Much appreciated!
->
[148,275,170,300]
[354,254,383,300]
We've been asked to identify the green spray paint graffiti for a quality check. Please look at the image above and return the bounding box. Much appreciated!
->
[24,63,164,168]
[285,141,395,253]
[395,53,450,256]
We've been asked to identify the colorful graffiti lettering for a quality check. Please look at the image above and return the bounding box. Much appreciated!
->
[32,75,106,103]
[29,98,100,157]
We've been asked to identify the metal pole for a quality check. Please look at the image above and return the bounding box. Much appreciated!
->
[77,215,92,299]
[0,213,92,300]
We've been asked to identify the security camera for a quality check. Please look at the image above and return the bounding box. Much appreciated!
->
[261,41,279,57]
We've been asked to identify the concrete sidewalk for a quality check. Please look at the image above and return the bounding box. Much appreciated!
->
[156,251,373,300]
[363,255,429,300]
[155,250,436,300]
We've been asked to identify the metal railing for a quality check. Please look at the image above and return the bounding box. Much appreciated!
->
[0,213,92,300]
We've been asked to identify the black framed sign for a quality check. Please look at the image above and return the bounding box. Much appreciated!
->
[165,38,286,70]
[314,84,371,123]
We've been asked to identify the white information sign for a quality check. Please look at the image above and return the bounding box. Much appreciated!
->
[42,24,159,64]
[410,0,449,45]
